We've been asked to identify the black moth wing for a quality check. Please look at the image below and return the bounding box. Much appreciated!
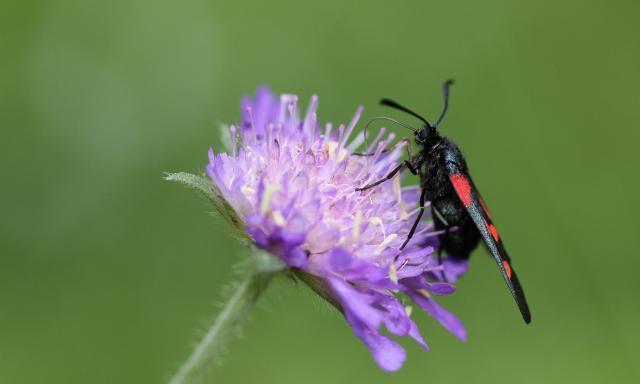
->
[446,168,531,323]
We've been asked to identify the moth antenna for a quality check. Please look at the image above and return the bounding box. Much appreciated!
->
[365,116,416,134]
[380,98,432,128]
[435,79,454,127]
[360,116,416,156]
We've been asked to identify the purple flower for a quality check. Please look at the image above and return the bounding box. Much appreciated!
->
[206,86,468,371]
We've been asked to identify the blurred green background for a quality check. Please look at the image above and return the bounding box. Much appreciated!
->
[2,0,639,383]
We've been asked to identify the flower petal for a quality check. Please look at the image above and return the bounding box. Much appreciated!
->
[426,282,457,295]
[442,257,469,282]
[328,278,382,330]
[408,318,430,351]
[409,290,467,341]
[345,312,407,372]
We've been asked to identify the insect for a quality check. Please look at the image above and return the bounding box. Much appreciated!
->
[356,80,531,323]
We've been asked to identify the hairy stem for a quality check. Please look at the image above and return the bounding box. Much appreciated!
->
[169,266,277,384]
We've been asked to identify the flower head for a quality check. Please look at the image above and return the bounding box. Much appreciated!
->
[206,87,467,371]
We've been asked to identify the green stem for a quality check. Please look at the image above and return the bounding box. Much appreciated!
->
[169,268,277,384]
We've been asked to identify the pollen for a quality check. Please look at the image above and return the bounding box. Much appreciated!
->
[241,185,255,198]
[392,176,402,200]
[272,210,286,226]
[389,263,399,284]
[378,233,398,249]
[260,183,281,214]
[325,141,339,159]
[404,305,413,317]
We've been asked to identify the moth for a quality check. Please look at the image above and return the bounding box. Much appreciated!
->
[356,80,531,323]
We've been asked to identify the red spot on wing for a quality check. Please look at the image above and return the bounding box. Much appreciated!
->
[502,260,512,279]
[450,174,472,207]
[488,223,499,242]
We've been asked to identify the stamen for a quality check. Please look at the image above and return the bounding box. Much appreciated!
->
[323,122,333,141]
[339,106,363,150]
[352,210,363,241]
[346,130,366,152]
[309,112,317,143]
[304,95,318,135]
[265,123,273,159]
[278,94,296,123]
[378,234,398,250]
[415,228,447,238]
[393,204,431,224]
[370,217,386,239]
[366,127,387,154]
[229,125,238,158]
[288,97,299,132]
[337,124,345,145]
[398,258,410,271]
[245,106,256,131]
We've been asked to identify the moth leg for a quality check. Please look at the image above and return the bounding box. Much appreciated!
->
[398,138,419,175]
[400,137,415,160]
[404,159,417,175]
[356,158,418,191]
[355,163,405,191]
[400,186,428,250]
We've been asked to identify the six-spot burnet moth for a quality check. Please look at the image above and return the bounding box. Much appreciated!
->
[356,80,531,323]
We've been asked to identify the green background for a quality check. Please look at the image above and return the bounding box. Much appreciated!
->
[2,0,639,383]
